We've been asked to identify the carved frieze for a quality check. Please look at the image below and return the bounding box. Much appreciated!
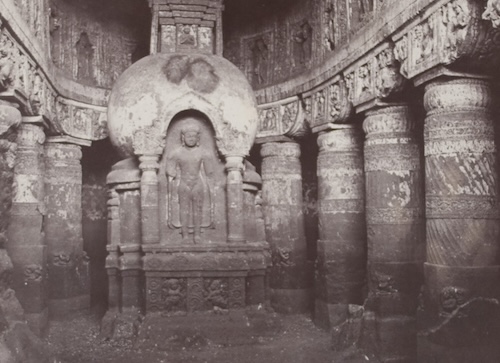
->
[392,0,500,79]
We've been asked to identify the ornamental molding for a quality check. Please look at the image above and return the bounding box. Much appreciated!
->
[253,0,500,118]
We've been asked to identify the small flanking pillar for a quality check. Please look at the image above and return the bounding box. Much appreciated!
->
[362,104,424,362]
[420,74,500,347]
[226,156,245,243]
[261,141,312,313]
[139,154,161,245]
[45,136,91,317]
[7,116,47,335]
[314,125,366,330]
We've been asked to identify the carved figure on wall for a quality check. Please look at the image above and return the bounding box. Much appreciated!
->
[250,37,269,85]
[162,278,185,312]
[179,25,196,46]
[166,124,214,243]
[293,21,313,66]
[440,286,468,317]
[204,279,228,310]
[324,2,335,51]
[358,0,374,21]
[76,32,95,83]
[273,247,293,267]
[483,0,500,28]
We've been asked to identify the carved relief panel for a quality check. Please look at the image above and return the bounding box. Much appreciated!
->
[242,32,274,87]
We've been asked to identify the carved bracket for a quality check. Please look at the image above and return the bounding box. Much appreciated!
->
[344,42,406,112]
[256,96,308,141]
[305,75,353,133]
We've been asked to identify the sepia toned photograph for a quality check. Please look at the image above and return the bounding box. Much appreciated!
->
[1,0,500,362]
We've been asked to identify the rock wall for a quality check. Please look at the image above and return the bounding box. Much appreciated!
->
[223,0,381,89]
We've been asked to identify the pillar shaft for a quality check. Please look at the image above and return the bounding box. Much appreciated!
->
[315,126,366,329]
[7,122,47,335]
[226,156,245,243]
[422,77,500,346]
[45,139,89,317]
[261,142,311,313]
[363,105,423,362]
[139,155,160,244]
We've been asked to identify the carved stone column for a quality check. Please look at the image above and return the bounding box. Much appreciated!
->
[7,117,47,335]
[45,136,91,317]
[421,76,500,346]
[314,126,366,330]
[362,105,424,362]
[261,142,311,313]
[226,156,245,243]
[138,155,160,245]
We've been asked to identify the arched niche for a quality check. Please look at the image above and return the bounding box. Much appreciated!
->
[158,110,228,244]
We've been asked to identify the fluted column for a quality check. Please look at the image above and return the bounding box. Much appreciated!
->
[363,105,423,362]
[226,156,245,242]
[422,77,500,346]
[261,142,311,313]
[315,126,366,329]
[45,136,90,317]
[7,119,47,335]
[139,155,160,245]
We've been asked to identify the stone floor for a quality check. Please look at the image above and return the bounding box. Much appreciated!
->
[45,310,334,363]
[39,306,500,363]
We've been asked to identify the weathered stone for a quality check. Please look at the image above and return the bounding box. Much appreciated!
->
[421,75,500,349]
[362,104,423,362]
[6,120,47,336]
[261,142,312,313]
[315,126,366,330]
[45,137,90,317]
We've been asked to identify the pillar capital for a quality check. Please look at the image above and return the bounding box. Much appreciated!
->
[423,77,492,115]
[317,125,363,153]
[363,104,416,136]
[260,141,301,159]
[138,154,160,172]
[225,156,244,173]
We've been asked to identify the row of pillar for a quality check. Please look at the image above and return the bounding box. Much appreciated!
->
[3,104,90,335]
[259,74,500,360]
